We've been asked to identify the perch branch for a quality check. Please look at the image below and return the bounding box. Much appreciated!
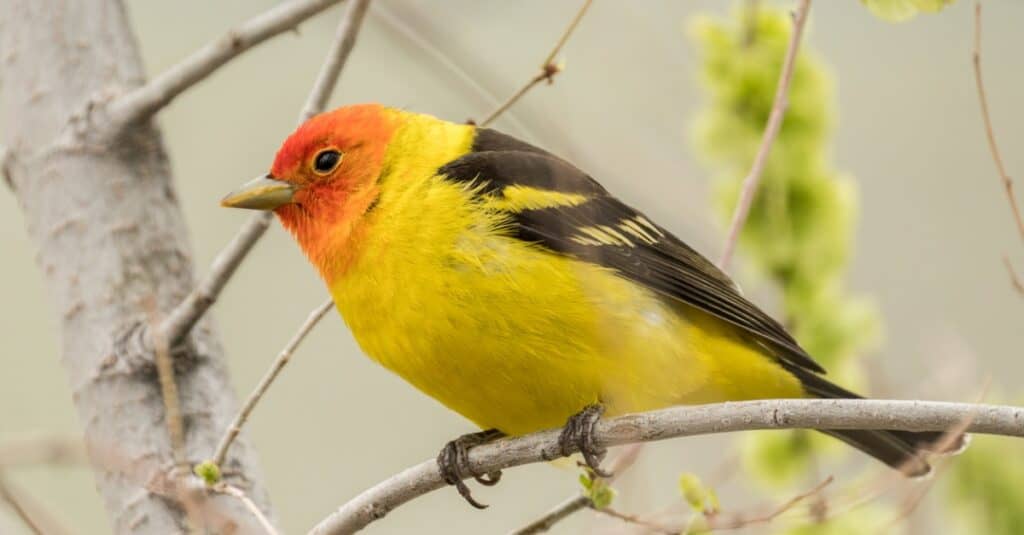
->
[211,298,334,467]
[309,398,1023,535]
[158,0,371,348]
[718,0,812,270]
[478,0,593,127]
[102,0,343,137]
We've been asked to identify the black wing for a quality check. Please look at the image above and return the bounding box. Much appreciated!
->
[440,128,825,375]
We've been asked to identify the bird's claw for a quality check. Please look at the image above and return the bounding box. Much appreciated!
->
[437,429,504,509]
[558,404,611,478]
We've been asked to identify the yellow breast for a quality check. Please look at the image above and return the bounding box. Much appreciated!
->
[328,176,801,435]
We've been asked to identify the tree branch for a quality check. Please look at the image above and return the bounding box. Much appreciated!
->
[510,442,642,535]
[2,0,281,529]
[300,0,373,122]
[309,399,1023,535]
[213,483,279,535]
[159,214,274,346]
[477,0,593,127]
[158,0,371,349]
[0,471,72,535]
[972,1,1023,244]
[211,298,334,468]
[717,0,812,270]
[100,0,344,139]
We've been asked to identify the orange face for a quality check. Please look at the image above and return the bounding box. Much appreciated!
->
[272,103,397,215]
[222,103,400,274]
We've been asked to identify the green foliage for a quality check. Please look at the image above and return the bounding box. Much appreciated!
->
[578,470,615,509]
[861,0,956,22]
[193,460,222,485]
[739,429,813,485]
[690,6,881,487]
[946,436,1024,535]
[678,473,720,514]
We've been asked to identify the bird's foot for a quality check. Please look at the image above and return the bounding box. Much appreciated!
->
[558,404,611,477]
[437,428,504,509]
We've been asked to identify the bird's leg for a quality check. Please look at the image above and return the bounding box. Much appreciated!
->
[437,428,505,509]
[558,403,611,477]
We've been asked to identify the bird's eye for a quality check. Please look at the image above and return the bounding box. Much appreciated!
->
[312,150,342,175]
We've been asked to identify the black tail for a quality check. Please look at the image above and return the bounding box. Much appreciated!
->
[785,365,966,477]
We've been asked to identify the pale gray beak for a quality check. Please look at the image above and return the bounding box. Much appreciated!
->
[221,174,296,210]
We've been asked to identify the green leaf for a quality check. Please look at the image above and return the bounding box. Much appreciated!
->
[193,460,221,485]
[578,470,615,509]
[678,473,719,513]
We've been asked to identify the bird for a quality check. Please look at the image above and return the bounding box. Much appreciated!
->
[222,103,959,507]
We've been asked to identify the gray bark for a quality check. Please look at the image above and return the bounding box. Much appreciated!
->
[0,1,270,532]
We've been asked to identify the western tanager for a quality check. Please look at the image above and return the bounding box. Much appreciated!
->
[222,104,957,506]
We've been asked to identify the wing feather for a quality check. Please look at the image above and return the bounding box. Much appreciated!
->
[439,128,825,375]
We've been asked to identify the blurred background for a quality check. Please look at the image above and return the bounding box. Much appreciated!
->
[1,1,1022,533]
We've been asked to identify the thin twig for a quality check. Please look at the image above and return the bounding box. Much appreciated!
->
[150,309,186,467]
[103,0,343,137]
[972,1,1024,243]
[160,214,273,346]
[0,474,44,535]
[880,386,986,529]
[211,298,334,467]
[158,0,371,349]
[301,0,373,121]
[478,0,593,127]
[308,398,1023,535]
[592,506,677,534]
[510,443,644,535]
[213,483,280,535]
[510,494,590,535]
[707,475,833,530]
[564,474,831,534]
[0,472,72,535]
[718,0,813,270]
[1004,255,1024,295]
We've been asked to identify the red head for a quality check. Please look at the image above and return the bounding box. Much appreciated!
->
[221,103,400,273]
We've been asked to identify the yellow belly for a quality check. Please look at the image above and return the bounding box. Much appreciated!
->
[328,177,803,436]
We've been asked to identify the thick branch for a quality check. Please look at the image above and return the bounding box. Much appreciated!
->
[100,0,343,138]
[1,0,274,531]
[309,399,1023,535]
[717,0,812,270]
[159,0,371,348]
